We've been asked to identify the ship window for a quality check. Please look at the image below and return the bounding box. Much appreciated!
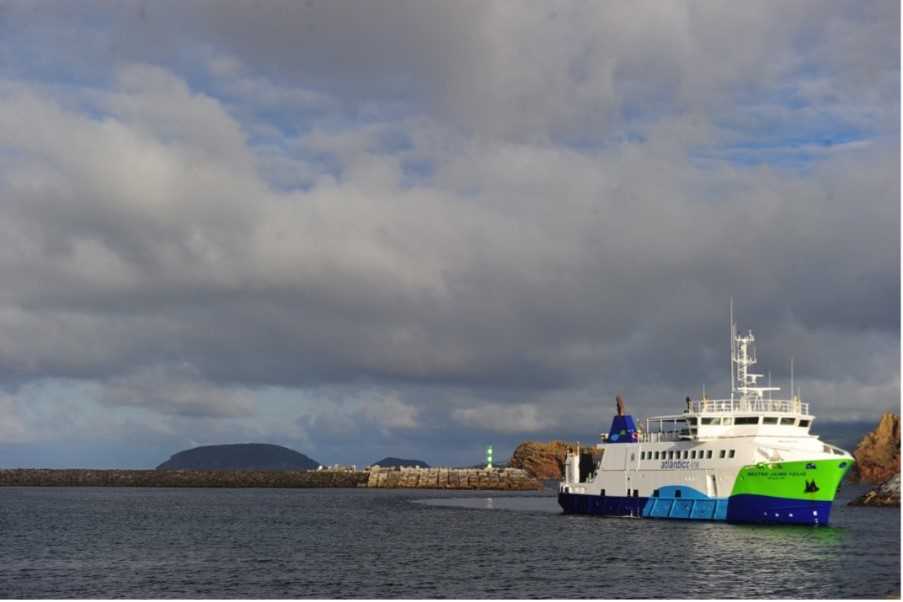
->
[729,450,736,458]
[687,418,697,426]
[641,451,646,460]
[735,416,759,425]
[653,489,660,497]
[670,451,676,459]
[723,417,733,425]
[675,489,682,498]
[690,450,697,459]
[630,453,636,461]
[706,450,713,459]
[799,420,811,428]
[719,450,726,459]
[654,451,660,460]
[633,489,639,498]
[781,417,796,425]
[682,450,689,459]
[701,417,717,425]
[763,417,779,425]
[601,489,606,496]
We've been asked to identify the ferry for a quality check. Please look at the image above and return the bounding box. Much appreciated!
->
[558,312,854,526]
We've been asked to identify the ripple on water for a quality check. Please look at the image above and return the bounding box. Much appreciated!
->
[0,486,897,598]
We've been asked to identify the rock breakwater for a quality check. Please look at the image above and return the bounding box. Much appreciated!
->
[0,467,541,490]
[367,467,541,490]
[0,469,369,488]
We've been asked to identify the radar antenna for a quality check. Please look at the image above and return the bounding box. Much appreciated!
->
[732,323,780,400]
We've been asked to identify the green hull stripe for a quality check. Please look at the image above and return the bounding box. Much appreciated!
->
[730,458,852,502]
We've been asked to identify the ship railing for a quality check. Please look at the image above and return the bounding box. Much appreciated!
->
[638,431,686,443]
[688,398,809,415]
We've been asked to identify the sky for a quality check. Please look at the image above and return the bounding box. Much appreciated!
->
[0,1,898,468]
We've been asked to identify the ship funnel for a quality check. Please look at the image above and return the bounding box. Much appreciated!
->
[607,395,638,443]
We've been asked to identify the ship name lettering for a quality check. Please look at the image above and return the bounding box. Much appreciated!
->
[660,460,700,470]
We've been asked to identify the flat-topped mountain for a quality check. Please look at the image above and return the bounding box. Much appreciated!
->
[156,443,320,470]
[370,457,429,468]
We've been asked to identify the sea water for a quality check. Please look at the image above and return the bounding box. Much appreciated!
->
[0,482,898,598]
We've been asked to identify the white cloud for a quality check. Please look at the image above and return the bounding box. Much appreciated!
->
[0,3,896,466]
[0,392,28,442]
[452,404,552,434]
[99,363,257,418]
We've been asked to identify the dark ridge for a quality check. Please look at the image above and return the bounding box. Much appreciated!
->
[370,457,430,468]
[156,443,319,470]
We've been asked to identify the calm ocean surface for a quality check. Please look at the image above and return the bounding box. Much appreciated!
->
[0,482,898,598]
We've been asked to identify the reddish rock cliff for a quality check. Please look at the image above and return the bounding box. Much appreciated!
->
[509,440,591,479]
[851,412,900,483]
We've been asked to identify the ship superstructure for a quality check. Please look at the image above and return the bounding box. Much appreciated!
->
[558,313,853,526]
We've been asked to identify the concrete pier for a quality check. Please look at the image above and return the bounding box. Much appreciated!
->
[0,467,541,490]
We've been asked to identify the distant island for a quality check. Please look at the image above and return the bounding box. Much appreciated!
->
[156,443,320,470]
[370,457,429,468]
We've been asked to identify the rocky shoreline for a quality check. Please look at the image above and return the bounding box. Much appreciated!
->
[0,466,540,491]
[849,474,900,508]
[846,412,900,507]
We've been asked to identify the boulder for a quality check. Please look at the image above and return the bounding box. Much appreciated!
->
[850,412,900,483]
[849,473,900,507]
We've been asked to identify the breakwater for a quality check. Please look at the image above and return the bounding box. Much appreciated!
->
[0,467,541,490]
[0,468,369,488]
[367,467,540,490]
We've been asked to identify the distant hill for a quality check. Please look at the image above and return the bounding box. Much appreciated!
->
[371,457,429,469]
[156,443,320,470]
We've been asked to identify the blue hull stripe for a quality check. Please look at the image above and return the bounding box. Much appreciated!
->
[558,492,833,526]
[725,494,833,525]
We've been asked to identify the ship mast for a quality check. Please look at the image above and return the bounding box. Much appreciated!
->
[732,323,780,401]
[730,298,735,402]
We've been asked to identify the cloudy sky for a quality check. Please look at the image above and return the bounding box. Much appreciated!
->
[0,1,898,468]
